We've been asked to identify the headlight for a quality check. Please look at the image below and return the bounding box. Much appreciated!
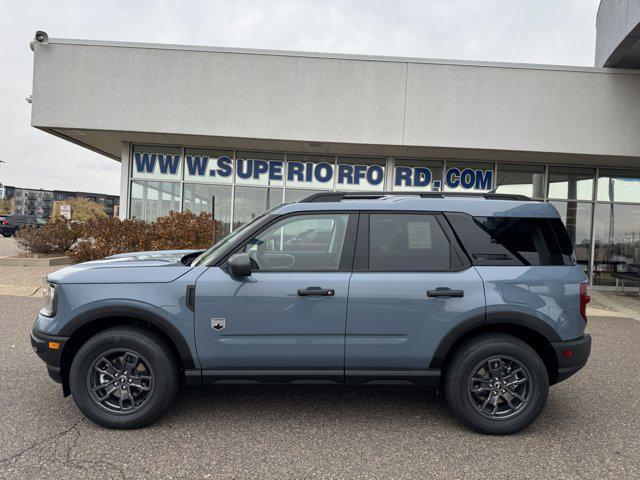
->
[41,282,57,317]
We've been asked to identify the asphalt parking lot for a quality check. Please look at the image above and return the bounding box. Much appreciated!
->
[1,296,639,479]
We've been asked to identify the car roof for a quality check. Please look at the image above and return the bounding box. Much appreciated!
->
[272,192,560,218]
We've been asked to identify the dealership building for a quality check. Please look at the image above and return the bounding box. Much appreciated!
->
[28,0,640,288]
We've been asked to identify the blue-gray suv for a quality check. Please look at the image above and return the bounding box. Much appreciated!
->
[31,192,591,434]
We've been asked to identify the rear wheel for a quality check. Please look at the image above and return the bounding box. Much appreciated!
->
[444,333,548,435]
[69,326,179,429]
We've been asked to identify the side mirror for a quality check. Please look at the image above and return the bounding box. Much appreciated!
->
[227,253,252,277]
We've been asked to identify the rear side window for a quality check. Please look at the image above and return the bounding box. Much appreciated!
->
[446,213,574,266]
[369,214,451,271]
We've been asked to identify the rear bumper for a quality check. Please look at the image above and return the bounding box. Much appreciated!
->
[30,327,69,384]
[551,334,591,384]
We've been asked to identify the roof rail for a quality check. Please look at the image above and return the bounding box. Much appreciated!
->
[300,191,531,203]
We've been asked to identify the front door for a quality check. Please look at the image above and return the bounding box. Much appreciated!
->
[345,212,486,385]
[194,211,357,383]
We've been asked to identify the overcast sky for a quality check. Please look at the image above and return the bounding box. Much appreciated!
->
[1,0,600,196]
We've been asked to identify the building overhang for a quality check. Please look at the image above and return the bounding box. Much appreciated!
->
[31,36,640,168]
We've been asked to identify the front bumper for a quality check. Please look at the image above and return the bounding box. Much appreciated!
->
[30,327,69,384]
[551,334,592,384]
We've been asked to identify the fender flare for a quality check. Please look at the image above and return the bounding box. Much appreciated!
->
[429,311,561,369]
[60,305,196,369]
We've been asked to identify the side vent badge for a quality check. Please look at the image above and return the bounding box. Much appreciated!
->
[211,318,226,331]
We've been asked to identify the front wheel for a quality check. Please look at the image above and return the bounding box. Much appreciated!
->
[69,326,179,429]
[444,333,549,435]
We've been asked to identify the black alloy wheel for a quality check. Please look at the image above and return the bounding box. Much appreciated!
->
[87,349,155,414]
[467,356,531,420]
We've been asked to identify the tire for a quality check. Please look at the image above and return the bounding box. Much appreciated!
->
[444,332,549,435]
[69,326,179,429]
[1,231,10,238]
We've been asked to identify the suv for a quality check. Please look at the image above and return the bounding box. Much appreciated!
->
[1,214,47,236]
[31,192,591,434]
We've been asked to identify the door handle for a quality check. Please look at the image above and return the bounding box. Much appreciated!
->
[427,289,464,298]
[298,287,335,297]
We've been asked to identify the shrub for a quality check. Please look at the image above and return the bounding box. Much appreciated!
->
[15,218,81,254]
[52,197,106,221]
[0,198,12,215]
[16,211,220,262]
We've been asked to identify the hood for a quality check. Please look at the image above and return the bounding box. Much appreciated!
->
[47,249,202,285]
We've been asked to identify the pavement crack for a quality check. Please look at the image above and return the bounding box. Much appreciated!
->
[0,416,84,465]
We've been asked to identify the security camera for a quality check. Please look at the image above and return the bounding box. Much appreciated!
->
[30,30,49,51]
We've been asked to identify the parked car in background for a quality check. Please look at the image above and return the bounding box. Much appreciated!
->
[1,214,47,237]
[31,192,591,434]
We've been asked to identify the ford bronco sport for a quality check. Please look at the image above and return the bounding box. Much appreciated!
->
[31,192,591,434]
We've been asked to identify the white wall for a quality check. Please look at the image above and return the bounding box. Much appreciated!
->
[31,39,640,159]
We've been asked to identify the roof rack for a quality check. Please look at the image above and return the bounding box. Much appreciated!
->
[300,191,531,203]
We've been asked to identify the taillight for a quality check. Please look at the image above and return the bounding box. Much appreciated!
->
[580,281,590,323]
[1,220,8,225]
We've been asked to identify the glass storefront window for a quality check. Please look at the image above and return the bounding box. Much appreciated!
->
[494,164,545,198]
[233,186,283,229]
[548,166,594,200]
[131,145,182,181]
[127,144,640,288]
[286,154,335,191]
[336,157,386,191]
[443,161,494,192]
[597,169,640,203]
[130,180,180,221]
[235,151,285,187]
[392,159,444,192]
[183,184,232,239]
[551,201,593,275]
[284,188,325,203]
[184,148,233,185]
[593,203,640,286]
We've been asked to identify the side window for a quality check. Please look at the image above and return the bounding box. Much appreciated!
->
[242,214,350,271]
[369,214,451,271]
[473,217,565,266]
[446,213,570,266]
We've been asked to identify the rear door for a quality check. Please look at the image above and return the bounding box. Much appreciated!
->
[345,212,485,384]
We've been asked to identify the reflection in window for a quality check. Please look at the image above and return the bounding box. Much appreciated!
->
[130,181,180,221]
[548,167,594,200]
[243,214,349,271]
[597,169,640,202]
[593,203,640,286]
[494,164,545,198]
[284,188,325,203]
[369,214,451,270]
[551,201,592,275]
[233,186,283,230]
[183,184,232,239]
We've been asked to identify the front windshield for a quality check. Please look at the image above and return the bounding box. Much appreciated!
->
[191,214,266,266]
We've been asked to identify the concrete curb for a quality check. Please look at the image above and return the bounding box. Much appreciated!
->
[590,291,640,322]
[0,256,71,267]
